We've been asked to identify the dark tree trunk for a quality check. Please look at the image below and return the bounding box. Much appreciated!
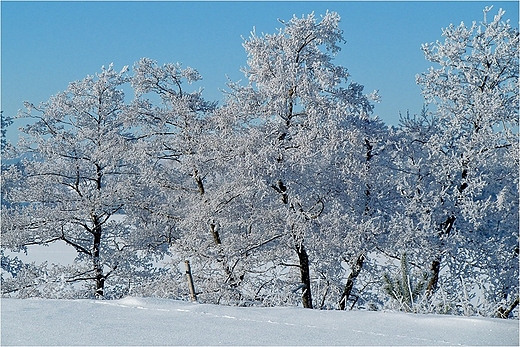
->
[210,222,222,245]
[195,170,243,290]
[193,169,205,195]
[92,219,104,299]
[426,258,441,297]
[426,214,456,297]
[497,296,519,319]
[195,170,222,247]
[338,138,371,310]
[339,253,365,310]
[92,165,105,299]
[426,163,467,298]
[274,179,313,308]
[184,260,197,302]
[296,243,313,309]
[274,178,313,309]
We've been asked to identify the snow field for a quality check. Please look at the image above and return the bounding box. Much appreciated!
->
[2,297,518,346]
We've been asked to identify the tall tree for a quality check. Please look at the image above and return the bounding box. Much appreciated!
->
[222,12,380,308]
[1,64,165,298]
[129,58,257,304]
[393,7,518,315]
[335,115,393,310]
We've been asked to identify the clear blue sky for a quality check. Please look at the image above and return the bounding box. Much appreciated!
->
[2,1,519,143]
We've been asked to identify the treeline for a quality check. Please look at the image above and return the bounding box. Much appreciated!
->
[1,10,518,318]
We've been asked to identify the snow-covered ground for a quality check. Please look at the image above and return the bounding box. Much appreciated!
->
[1,297,518,346]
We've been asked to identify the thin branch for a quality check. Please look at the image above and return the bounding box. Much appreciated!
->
[279,262,301,269]
[240,234,284,256]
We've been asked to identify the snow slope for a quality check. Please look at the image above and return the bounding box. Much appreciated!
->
[1,297,518,346]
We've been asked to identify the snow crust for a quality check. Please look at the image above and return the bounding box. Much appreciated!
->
[2,297,518,346]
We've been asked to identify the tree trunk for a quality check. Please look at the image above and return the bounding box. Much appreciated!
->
[426,258,441,297]
[92,227,104,299]
[497,296,519,319]
[426,214,455,297]
[337,138,371,310]
[193,169,205,195]
[92,165,105,299]
[339,253,365,310]
[194,171,240,287]
[184,260,197,302]
[275,179,313,309]
[210,222,222,245]
[193,168,221,245]
[296,243,313,309]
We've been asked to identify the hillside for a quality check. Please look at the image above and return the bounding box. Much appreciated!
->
[2,297,518,346]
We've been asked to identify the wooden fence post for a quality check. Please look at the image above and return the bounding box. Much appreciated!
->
[184,260,197,302]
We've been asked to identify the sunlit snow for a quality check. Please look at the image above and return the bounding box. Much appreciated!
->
[2,297,518,346]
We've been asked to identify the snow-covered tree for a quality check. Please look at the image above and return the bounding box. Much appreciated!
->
[129,58,259,304]
[1,64,166,298]
[391,7,518,316]
[221,12,382,309]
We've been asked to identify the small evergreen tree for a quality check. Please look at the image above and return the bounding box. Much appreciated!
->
[383,253,427,312]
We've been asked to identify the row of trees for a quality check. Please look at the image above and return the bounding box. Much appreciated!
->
[1,9,518,318]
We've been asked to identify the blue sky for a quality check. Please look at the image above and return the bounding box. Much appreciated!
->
[2,1,519,143]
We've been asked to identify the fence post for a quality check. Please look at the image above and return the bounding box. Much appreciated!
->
[184,260,197,302]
